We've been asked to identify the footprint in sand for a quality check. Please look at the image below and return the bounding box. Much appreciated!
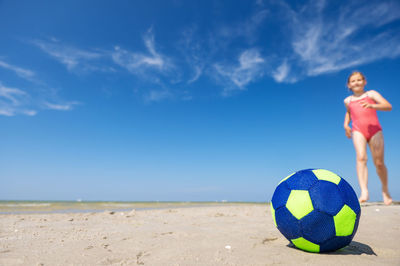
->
[262,237,278,244]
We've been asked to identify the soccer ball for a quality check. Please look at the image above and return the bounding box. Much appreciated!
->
[271,169,361,253]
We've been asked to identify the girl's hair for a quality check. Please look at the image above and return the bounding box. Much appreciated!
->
[347,71,366,84]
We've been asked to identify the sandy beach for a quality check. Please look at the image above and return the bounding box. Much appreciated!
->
[1,203,399,265]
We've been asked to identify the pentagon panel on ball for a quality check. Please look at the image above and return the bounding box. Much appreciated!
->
[270,169,361,253]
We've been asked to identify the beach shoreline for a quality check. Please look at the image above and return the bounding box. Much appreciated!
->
[0,201,265,215]
[1,203,399,265]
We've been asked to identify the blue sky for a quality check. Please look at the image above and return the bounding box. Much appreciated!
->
[1,0,400,202]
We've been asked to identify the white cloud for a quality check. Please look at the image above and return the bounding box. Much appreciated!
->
[239,49,264,69]
[17,0,399,103]
[0,82,80,116]
[0,53,82,116]
[207,1,400,85]
[22,110,37,116]
[179,26,207,84]
[0,60,35,80]
[44,101,80,111]
[0,83,33,116]
[214,49,265,92]
[179,8,269,87]
[144,90,172,102]
[217,9,269,44]
[272,60,290,83]
[0,84,27,105]
[284,0,400,80]
[110,29,181,101]
[187,65,202,84]
[0,108,15,116]
[111,30,171,74]
[33,39,102,70]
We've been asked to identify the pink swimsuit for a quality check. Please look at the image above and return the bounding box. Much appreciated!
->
[348,93,382,141]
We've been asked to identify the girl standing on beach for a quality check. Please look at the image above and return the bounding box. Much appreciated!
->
[343,71,393,205]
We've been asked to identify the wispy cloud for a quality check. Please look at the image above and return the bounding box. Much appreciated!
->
[277,0,400,81]
[214,49,265,94]
[187,65,203,84]
[272,60,290,83]
[0,84,27,105]
[33,39,103,71]
[217,9,269,44]
[207,0,400,86]
[144,89,172,102]
[0,83,36,116]
[179,26,207,84]
[0,60,35,80]
[0,50,82,116]
[0,81,81,116]
[33,31,172,77]
[44,101,81,111]
[110,29,183,101]
[19,0,400,104]
[111,29,172,75]
[179,8,269,89]
[30,31,180,103]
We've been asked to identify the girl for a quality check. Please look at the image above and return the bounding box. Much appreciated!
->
[344,71,393,205]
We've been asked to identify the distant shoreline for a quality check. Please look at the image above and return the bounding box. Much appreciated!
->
[0,200,267,215]
[1,200,398,215]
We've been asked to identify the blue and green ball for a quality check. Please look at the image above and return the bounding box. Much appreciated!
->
[271,169,361,253]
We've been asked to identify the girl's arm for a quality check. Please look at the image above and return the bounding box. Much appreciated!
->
[362,90,392,111]
[344,110,352,138]
[343,98,352,138]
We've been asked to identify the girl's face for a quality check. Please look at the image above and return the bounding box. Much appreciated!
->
[348,73,366,93]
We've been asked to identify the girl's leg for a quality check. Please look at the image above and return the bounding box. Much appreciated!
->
[369,131,392,205]
[352,131,369,202]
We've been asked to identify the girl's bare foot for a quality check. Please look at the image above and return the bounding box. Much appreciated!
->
[383,191,393,205]
[359,191,369,203]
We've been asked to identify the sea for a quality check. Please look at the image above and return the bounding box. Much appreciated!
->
[0,200,263,214]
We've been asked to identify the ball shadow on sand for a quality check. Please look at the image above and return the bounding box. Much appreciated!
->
[287,241,376,256]
[332,241,376,256]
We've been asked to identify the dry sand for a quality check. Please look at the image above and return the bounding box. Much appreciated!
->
[1,203,399,265]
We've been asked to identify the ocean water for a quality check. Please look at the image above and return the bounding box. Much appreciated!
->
[0,200,261,214]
